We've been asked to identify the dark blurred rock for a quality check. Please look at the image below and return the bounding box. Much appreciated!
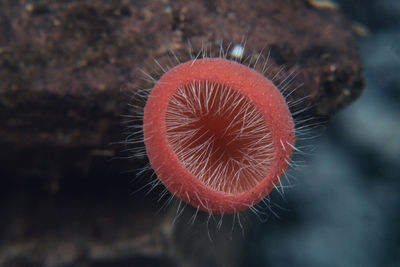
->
[0,0,365,266]
[0,179,245,267]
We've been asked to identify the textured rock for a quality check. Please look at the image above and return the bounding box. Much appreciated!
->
[0,0,364,180]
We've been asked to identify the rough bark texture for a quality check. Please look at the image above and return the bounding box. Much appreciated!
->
[0,0,364,266]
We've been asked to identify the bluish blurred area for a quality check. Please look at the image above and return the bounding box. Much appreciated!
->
[245,1,400,266]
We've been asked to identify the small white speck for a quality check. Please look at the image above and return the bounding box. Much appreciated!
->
[25,3,34,12]
[230,44,244,59]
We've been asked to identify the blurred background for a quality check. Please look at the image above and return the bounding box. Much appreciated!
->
[245,0,400,266]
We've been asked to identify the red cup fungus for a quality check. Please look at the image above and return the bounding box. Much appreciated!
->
[143,57,295,215]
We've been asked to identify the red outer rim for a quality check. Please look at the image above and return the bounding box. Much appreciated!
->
[143,58,295,214]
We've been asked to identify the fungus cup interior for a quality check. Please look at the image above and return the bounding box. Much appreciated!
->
[166,81,274,195]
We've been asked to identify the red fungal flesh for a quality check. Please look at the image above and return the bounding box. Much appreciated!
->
[143,58,295,214]
[166,82,274,195]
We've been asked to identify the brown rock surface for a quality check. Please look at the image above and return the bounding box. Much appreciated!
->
[0,0,365,266]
